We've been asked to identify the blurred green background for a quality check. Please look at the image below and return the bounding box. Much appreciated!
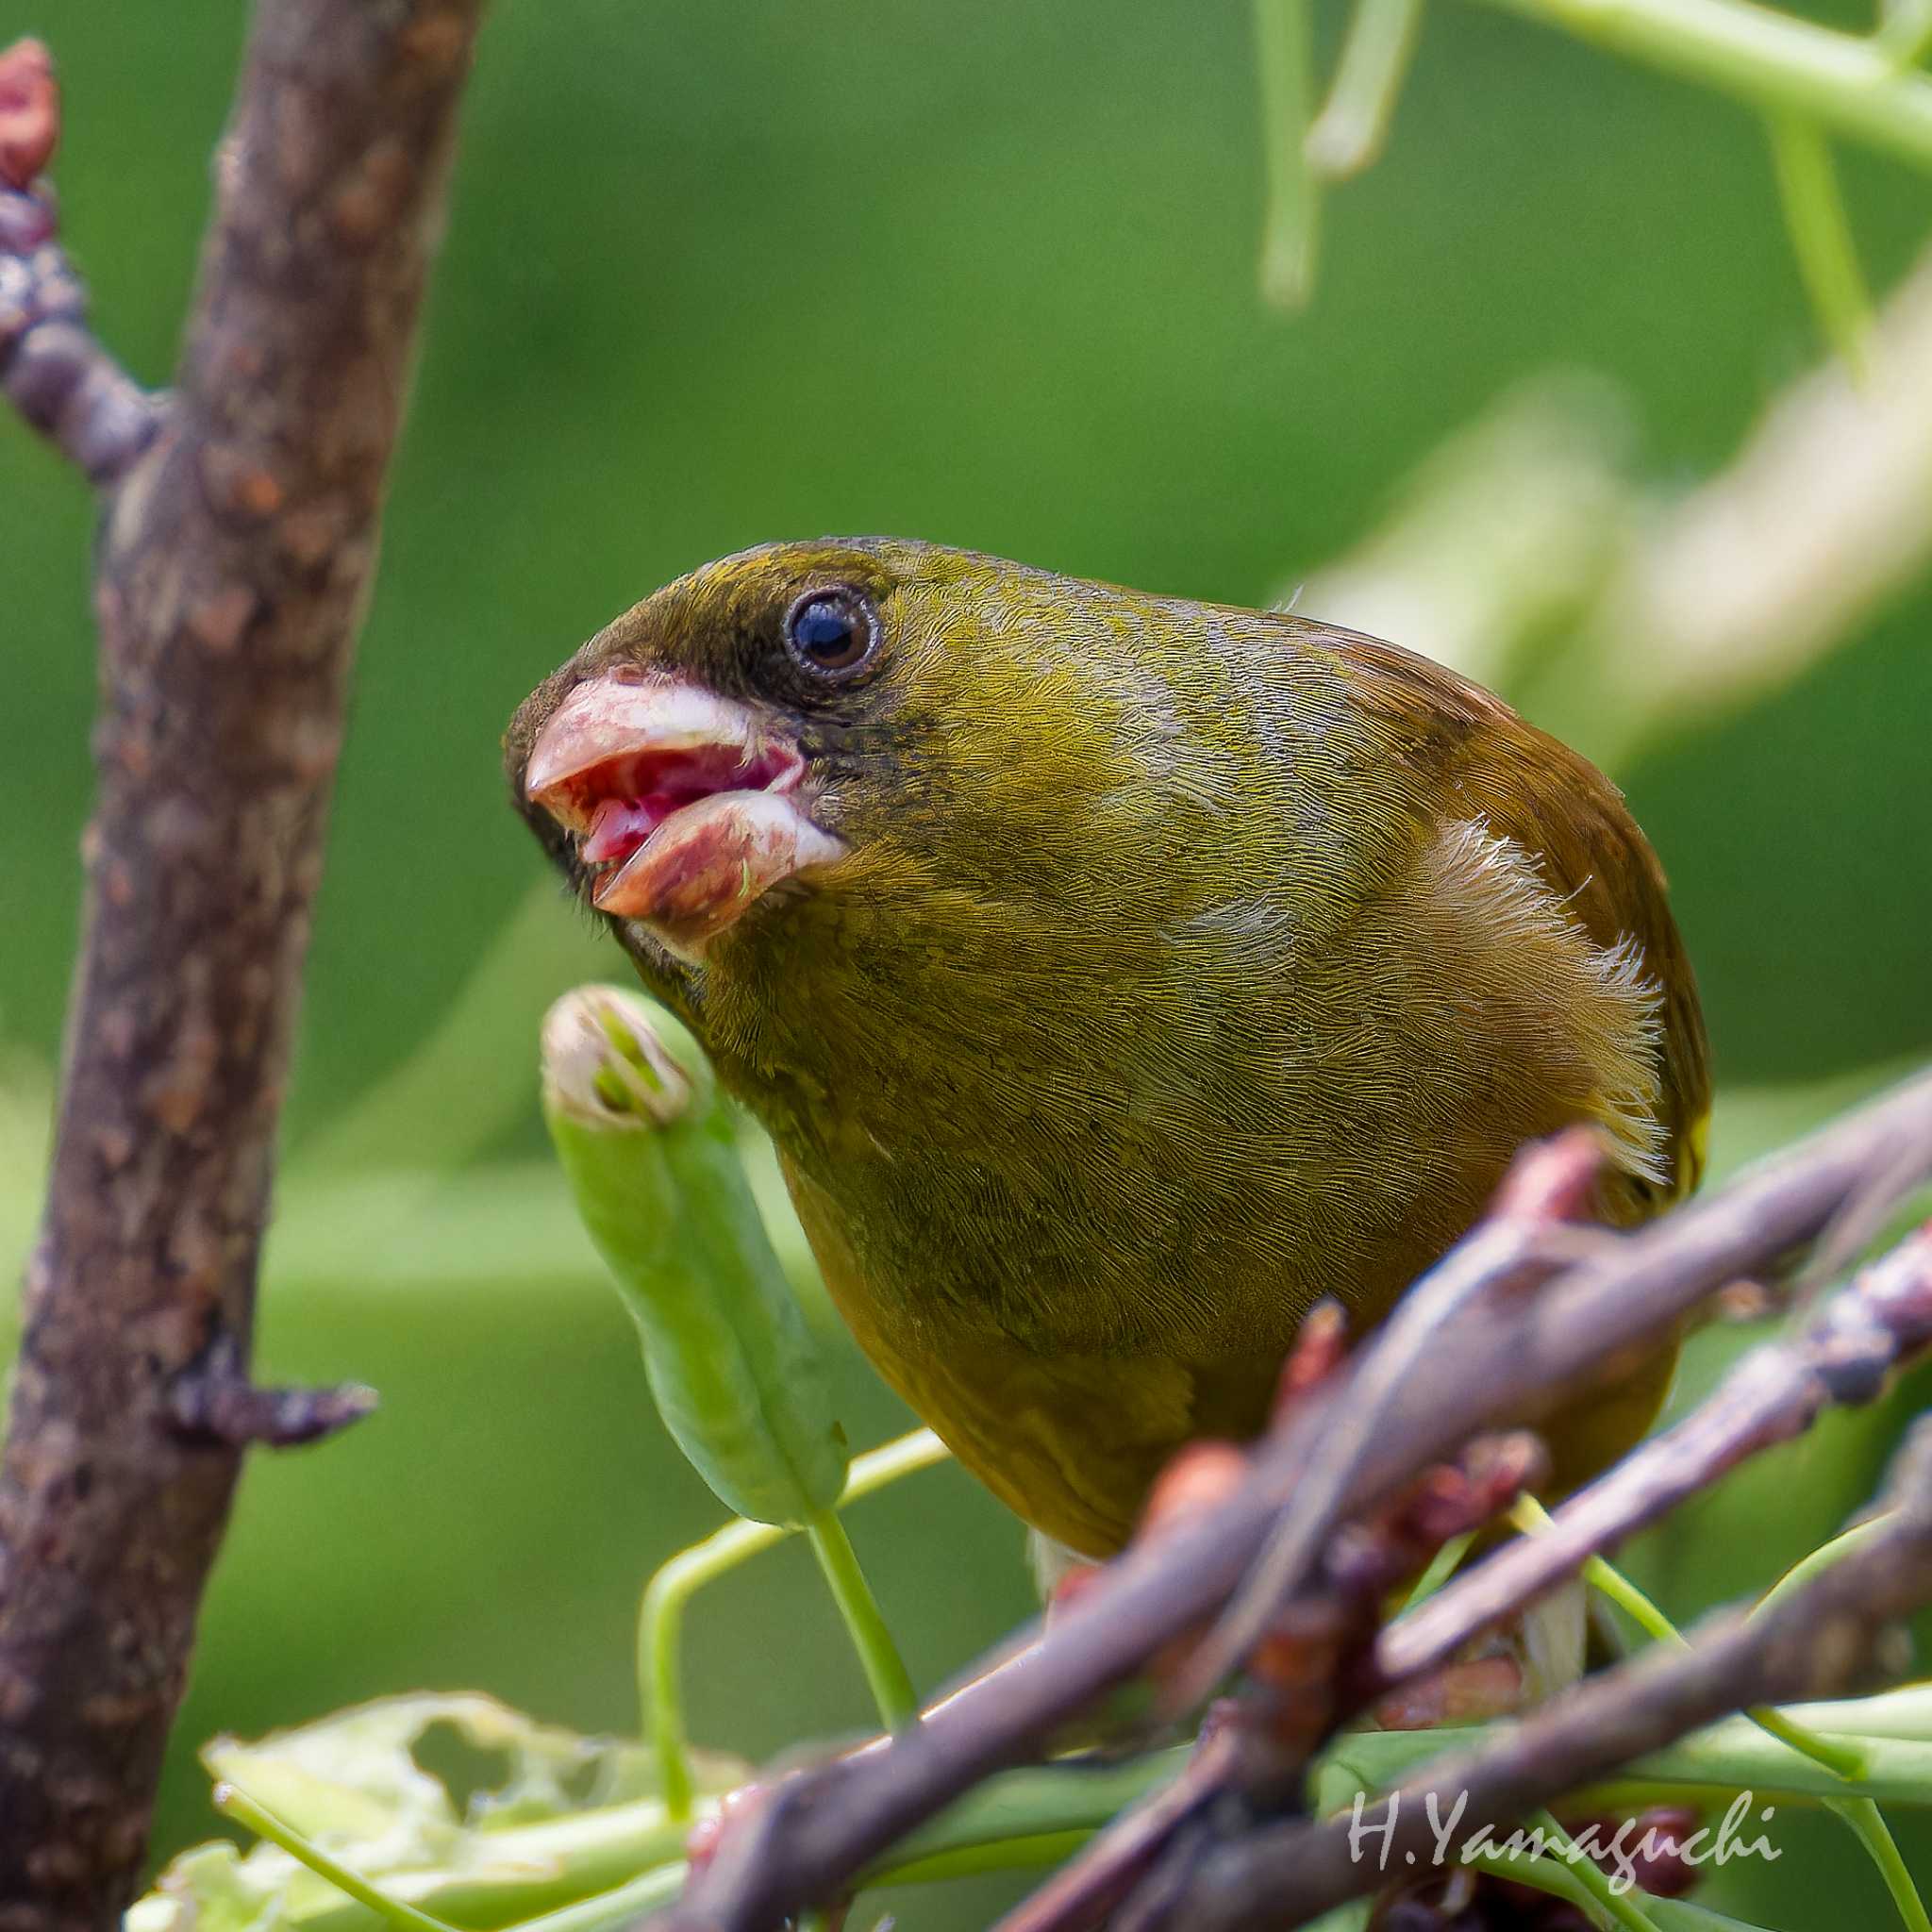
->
[5,1,1932,1924]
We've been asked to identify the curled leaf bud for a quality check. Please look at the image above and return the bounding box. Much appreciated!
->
[541,986,848,1526]
[541,984,694,1128]
[0,40,58,192]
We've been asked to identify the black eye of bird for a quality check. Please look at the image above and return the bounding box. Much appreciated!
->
[782,588,880,678]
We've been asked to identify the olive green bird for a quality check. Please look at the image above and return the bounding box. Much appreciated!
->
[507,539,1708,1561]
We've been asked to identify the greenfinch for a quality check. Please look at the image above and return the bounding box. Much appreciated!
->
[508,539,1708,1558]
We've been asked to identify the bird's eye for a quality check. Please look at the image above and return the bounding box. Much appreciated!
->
[782,588,880,679]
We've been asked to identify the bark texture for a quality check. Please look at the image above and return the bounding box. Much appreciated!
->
[0,4,484,1922]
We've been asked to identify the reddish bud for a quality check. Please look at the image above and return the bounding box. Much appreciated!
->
[1138,1440,1248,1540]
[1046,1558,1102,1624]
[684,1780,763,1872]
[1491,1125,1605,1224]
[1273,1298,1351,1419]
[1374,1653,1524,1729]
[0,41,58,192]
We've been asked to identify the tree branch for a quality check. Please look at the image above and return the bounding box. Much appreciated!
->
[0,7,484,1925]
[651,1069,1932,1932]
[1168,1414,1932,1930]
[1373,1218,1932,1695]
[999,1212,1932,1930]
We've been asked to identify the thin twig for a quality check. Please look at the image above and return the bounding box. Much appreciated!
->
[1372,1220,1932,1695]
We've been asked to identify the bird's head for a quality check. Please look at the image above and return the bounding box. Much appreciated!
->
[507,538,1255,1022]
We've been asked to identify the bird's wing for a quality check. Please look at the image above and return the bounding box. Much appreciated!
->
[1304,620,1711,1209]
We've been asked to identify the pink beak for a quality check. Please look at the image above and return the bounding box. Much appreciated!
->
[525,673,846,958]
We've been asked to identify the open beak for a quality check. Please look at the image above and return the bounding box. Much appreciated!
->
[524,673,846,958]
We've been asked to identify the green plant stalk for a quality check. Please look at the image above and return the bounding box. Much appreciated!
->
[1831,1799,1932,1932]
[512,1867,690,1932]
[1329,1714,1932,1808]
[866,1830,1093,1887]
[1508,1496,1867,1780]
[1468,0,1932,170]
[1880,0,1932,70]
[202,1773,708,1932]
[1392,1526,1476,1615]
[641,1427,949,1818]
[1749,1518,1930,1932]
[1307,0,1427,177]
[1766,112,1874,372]
[1303,1906,1375,1932]
[1755,1513,1894,1616]
[1254,0,1322,307]
[211,1784,457,1932]
[807,1509,919,1730]
[1531,1807,1666,1932]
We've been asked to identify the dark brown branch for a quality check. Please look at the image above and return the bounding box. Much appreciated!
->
[1164,1415,1932,1931]
[0,7,483,1926]
[651,1069,1932,1932]
[164,1335,376,1450]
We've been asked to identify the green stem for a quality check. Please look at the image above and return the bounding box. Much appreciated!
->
[1531,1807,1666,1932]
[1766,112,1874,372]
[1254,0,1322,307]
[870,1830,1094,1886]
[1331,1708,1932,1807]
[1747,1702,1869,1779]
[1827,1796,1932,1932]
[1508,1496,1867,1780]
[641,1515,780,1819]
[808,1509,919,1731]
[1307,0,1427,176]
[1880,0,1932,71]
[1467,0,1932,170]
[1460,1838,1766,1928]
[211,1783,457,1932]
[639,1427,948,1818]
[1755,1512,1893,1616]
[1392,1527,1476,1615]
[1757,1541,1924,1924]
[511,1865,691,1932]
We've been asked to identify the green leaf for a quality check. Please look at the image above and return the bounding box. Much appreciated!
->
[130,1694,745,1932]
